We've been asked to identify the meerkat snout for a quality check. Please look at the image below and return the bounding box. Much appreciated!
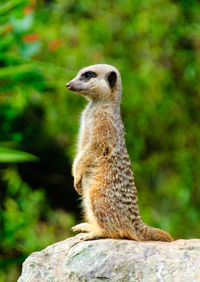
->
[66,82,70,88]
[66,82,78,91]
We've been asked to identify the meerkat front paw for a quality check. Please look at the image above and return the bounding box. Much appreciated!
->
[74,177,82,195]
[73,160,83,195]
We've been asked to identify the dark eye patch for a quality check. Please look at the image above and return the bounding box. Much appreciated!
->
[80,71,96,81]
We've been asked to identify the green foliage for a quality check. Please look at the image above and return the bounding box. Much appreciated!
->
[1,0,200,280]
[0,146,38,162]
[0,170,75,281]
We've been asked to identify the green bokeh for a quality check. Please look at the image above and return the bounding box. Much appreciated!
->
[0,0,200,280]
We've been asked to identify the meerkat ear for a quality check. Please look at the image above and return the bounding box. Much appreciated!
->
[107,71,117,88]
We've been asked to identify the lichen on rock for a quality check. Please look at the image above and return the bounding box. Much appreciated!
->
[18,234,200,282]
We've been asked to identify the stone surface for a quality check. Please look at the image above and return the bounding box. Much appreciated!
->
[18,234,200,282]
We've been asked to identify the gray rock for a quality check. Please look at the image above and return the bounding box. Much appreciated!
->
[18,234,200,282]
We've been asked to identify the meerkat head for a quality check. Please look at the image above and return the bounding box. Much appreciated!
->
[66,64,122,103]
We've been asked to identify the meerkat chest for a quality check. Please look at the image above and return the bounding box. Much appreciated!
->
[81,103,98,131]
[77,106,94,152]
[81,108,93,133]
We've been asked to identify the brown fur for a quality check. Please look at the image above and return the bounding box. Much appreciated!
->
[66,64,173,242]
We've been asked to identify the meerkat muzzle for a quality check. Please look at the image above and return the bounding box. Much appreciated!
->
[66,82,72,89]
[66,82,77,91]
[66,81,83,92]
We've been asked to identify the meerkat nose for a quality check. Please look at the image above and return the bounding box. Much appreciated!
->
[66,82,72,89]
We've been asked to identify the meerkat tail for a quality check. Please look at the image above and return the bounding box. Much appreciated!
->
[137,223,173,242]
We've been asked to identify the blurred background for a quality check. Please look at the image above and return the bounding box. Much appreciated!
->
[0,0,200,280]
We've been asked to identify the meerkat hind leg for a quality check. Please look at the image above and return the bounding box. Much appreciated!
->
[72,223,105,241]
[78,231,105,241]
[72,222,94,233]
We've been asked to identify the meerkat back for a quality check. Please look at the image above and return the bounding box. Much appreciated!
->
[66,64,173,242]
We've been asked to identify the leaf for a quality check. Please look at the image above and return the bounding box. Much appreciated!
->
[1,52,75,75]
[20,42,42,58]
[0,0,24,15]
[0,64,38,79]
[11,14,33,34]
[0,147,38,162]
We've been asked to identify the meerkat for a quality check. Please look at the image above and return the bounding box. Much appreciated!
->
[66,64,173,242]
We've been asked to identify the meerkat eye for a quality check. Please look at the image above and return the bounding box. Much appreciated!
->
[80,71,96,81]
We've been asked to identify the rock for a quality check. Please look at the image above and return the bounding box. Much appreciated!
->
[18,234,200,282]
